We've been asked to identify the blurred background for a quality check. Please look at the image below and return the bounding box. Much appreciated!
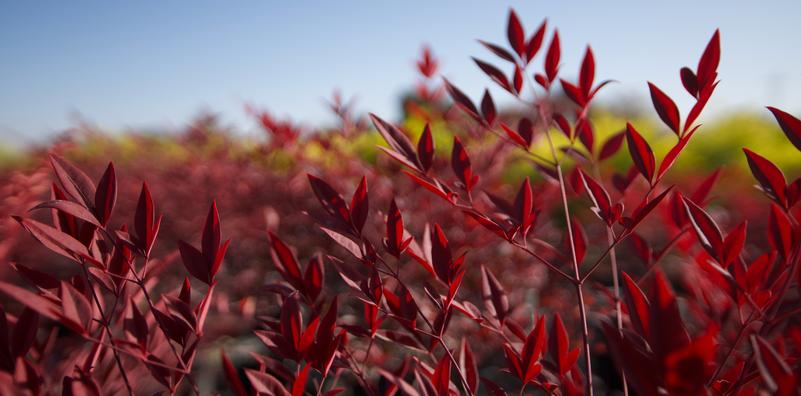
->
[1,0,800,145]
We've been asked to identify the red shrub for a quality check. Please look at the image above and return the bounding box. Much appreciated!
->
[1,8,800,396]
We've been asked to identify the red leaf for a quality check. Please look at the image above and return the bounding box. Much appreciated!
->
[93,162,116,225]
[49,154,96,209]
[350,176,369,234]
[384,199,406,258]
[579,46,595,98]
[625,123,656,184]
[513,177,535,234]
[30,200,101,227]
[460,339,478,394]
[480,89,497,126]
[11,308,38,358]
[743,148,787,207]
[432,354,451,396]
[473,58,511,92]
[480,266,509,325]
[680,67,699,97]
[750,335,795,394]
[245,369,291,396]
[521,316,546,382]
[525,20,547,63]
[134,182,159,256]
[418,124,435,172]
[513,65,523,94]
[549,313,579,377]
[304,256,324,301]
[560,79,585,107]
[308,174,351,227]
[577,169,614,225]
[768,204,793,260]
[14,217,89,262]
[544,30,561,82]
[431,224,454,284]
[501,123,529,148]
[370,113,423,171]
[444,79,480,121]
[479,40,516,63]
[621,272,651,338]
[0,282,61,324]
[221,350,248,396]
[268,232,303,288]
[292,364,310,396]
[570,217,587,264]
[598,131,625,161]
[767,106,801,152]
[681,195,723,258]
[506,9,525,57]
[648,82,681,135]
[648,271,690,359]
[451,136,476,193]
[696,30,720,89]
[179,240,210,285]
[721,221,747,266]
[518,118,534,146]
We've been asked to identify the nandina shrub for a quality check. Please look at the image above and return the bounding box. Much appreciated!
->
[1,9,800,396]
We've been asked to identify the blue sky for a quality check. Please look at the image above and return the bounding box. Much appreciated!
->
[1,1,800,143]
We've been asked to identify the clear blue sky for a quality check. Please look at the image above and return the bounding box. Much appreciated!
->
[1,1,800,143]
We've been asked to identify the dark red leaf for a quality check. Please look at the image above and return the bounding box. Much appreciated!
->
[460,339,478,394]
[478,40,516,63]
[49,154,96,209]
[767,106,801,152]
[30,200,101,227]
[246,369,291,396]
[768,203,793,260]
[451,136,477,193]
[134,182,159,256]
[506,9,525,57]
[444,79,480,121]
[350,176,369,234]
[432,354,451,396]
[481,89,497,125]
[418,124,435,172]
[480,265,509,325]
[721,221,747,266]
[648,82,681,135]
[570,217,587,264]
[525,20,547,63]
[11,308,38,358]
[384,199,407,258]
[221,350,248,396]
[621,272,650,338]
[577,169,614,225]
[680,67,699,97]
[308,174,351,227]
[544,30,561,82]
[579,46,595,98]
[599,131,625,161]
[681,195,723,258]
[473,58,511,92]
[697,30,720,89]
[14,217,89,262]
[371,113,424,170]
[743,148,787,207]
[625,123,656,184]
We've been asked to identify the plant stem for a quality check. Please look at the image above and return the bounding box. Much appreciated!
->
[538,101,594,396]
[79,263,134,396]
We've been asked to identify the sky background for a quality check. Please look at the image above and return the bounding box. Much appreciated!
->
[1,1,800,144]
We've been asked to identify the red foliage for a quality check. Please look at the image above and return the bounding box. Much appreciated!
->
[1,8,800,396]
